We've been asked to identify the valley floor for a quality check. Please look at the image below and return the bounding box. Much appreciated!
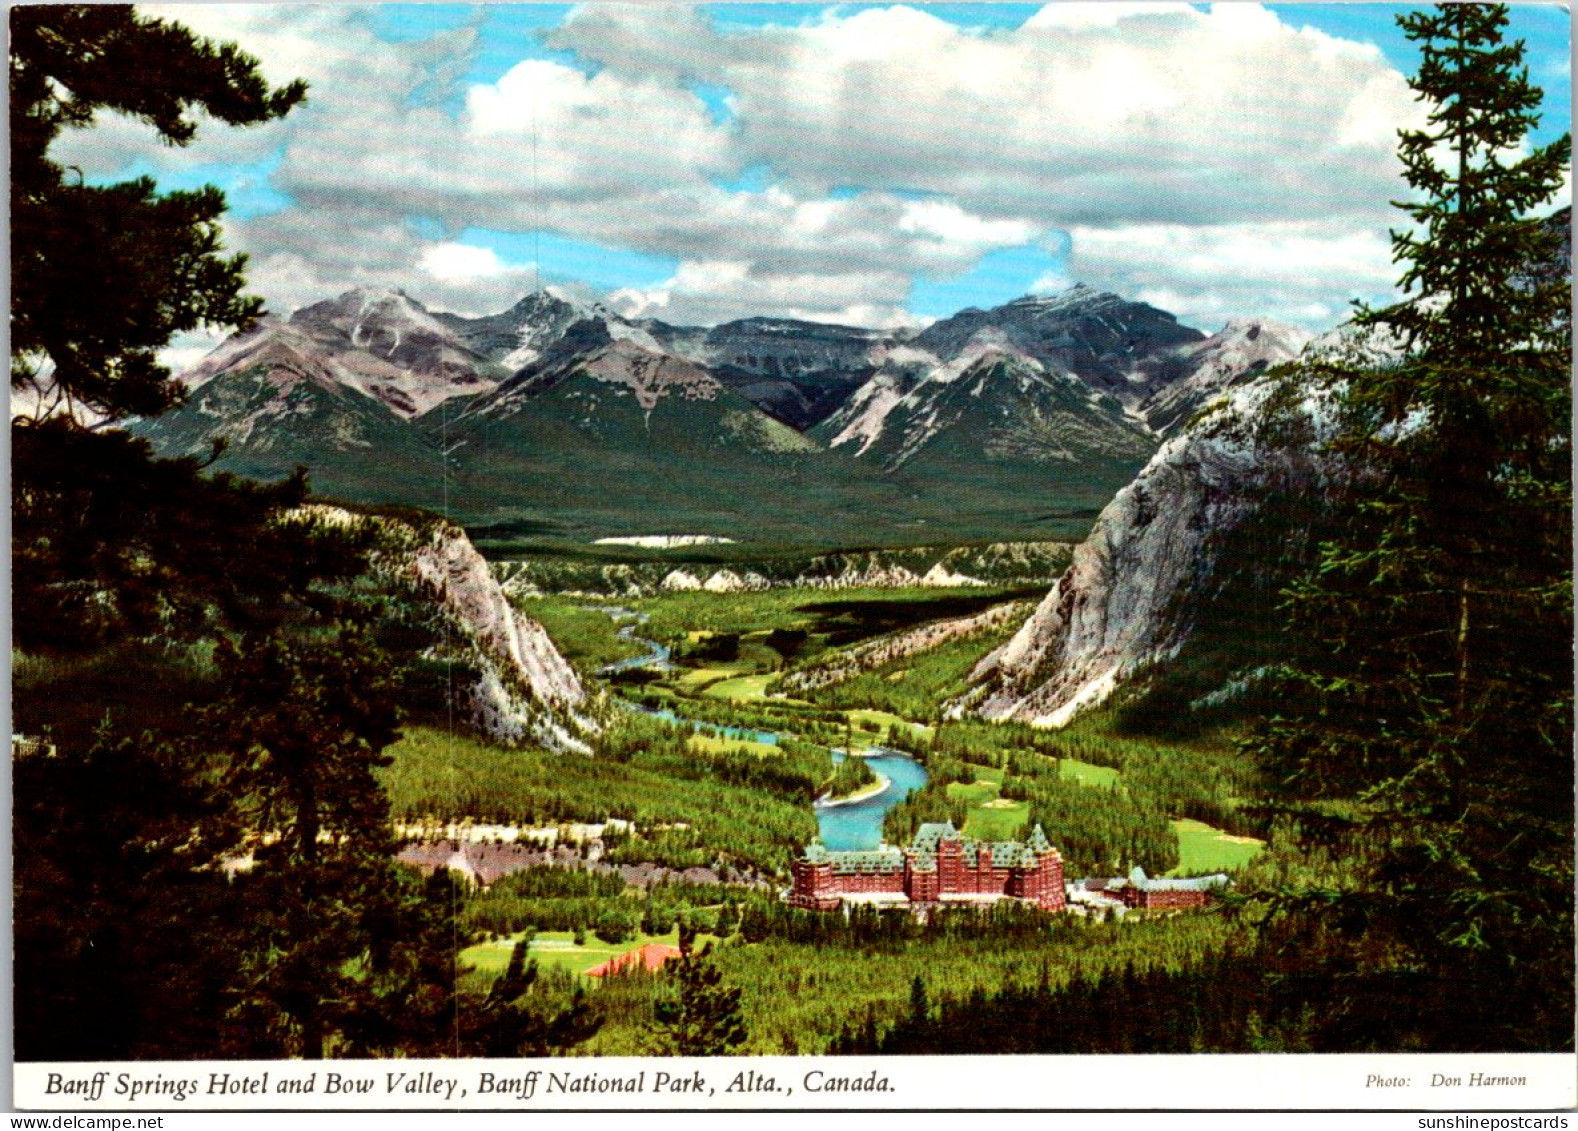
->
[381,568,1273,1054]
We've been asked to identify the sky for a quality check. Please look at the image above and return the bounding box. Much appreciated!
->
[58,2,1573,359]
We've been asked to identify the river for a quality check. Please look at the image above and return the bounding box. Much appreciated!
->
[591,606,674,674]
[816,747,929,850]
[637,705,779,747]
[598,605,928,850]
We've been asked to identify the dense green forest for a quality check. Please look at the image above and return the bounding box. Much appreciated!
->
[11,3,1571,1063]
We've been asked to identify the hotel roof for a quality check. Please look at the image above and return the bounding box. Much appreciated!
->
[800,822,1059,873]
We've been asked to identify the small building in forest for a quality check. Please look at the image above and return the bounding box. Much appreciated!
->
[1106,865,1228,911]
[788,822,1066,912]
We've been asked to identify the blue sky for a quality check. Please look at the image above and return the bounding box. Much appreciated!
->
[360,3,1571,143]
[72,3,1572,336]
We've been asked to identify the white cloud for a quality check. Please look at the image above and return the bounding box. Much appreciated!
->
[552,2,1419,226]
[462,58,734,193]
[65,3,1487,330]
[898,200,1038,248]
[1552,166,1574,212]
[609,257,923,328]
[419,242,514,283]
[1029,267,1075,296]
[160,328,231,378]
[1069,221,1399,330]
[546,1,1430,325]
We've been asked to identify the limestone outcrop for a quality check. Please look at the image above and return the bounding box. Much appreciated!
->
[964,375,1330,726]
[300,505,595,750]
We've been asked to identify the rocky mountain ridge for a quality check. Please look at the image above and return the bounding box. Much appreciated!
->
[909,285,1206,403]
[136,281,1314,546]
[188,287,506,420]
[1135,318,1313,435]
[302,505,597,750]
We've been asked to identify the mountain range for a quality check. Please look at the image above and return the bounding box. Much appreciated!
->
[136,283,1312,548]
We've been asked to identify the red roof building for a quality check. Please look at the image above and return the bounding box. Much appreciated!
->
[788,822,1067,912]
[584,943,682,978]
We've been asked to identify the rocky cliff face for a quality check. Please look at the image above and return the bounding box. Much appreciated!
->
[963,375,1330,727]
[304,506,596,750]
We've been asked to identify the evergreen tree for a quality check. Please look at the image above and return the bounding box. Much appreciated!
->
[10,6,316,658]
[494,936,538,1004]
[11,4,304,422]
[652,928,749,1055]
[1248,4,1572,1051]
[907,974,931,1027]
[203,629,403,1058]
[12,725,239,1059]
[9,8,500,1064]
[7,8,356,1062]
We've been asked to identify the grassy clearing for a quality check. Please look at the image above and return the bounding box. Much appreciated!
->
[703,673,776,701]
[845,708,931,740]
[1170,818,1264,875]
[941,764,1031,840]
[673,663,755,693]
[461,928,725,985]
[969,763,1005,786]
[687,732,780,758]
[462,929,674,981]
[962,800,1030,841]
[1060,757,1123,790]
[946,780,998,806]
